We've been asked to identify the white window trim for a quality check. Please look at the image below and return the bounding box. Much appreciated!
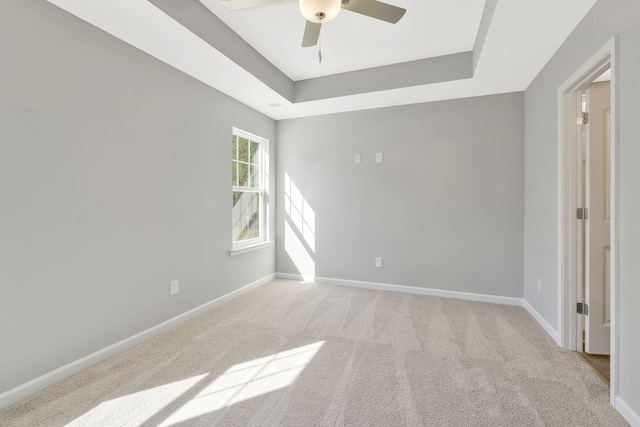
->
[231,128,269,253]
[229,240,274,257]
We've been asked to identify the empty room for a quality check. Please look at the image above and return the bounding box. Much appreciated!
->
[1,0,639,425]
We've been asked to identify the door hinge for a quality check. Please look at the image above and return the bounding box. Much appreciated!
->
[577,302,589,315]
[577,208,589,220]
[577,112,589,125]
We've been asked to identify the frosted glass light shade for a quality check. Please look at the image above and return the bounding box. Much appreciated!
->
[299,0,341,23]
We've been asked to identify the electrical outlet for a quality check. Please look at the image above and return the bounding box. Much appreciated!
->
[376,152,383,163]
[375,257,383,268]
[354,153,361,164]
[170,280,179,296]
[537,278,542,293]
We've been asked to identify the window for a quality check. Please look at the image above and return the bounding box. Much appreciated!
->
[232,128,267,250]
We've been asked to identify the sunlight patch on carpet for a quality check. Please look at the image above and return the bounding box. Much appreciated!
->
[159,341,325,425]
[65,374,208,426]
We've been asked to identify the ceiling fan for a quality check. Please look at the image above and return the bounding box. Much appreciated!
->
[221,0,406,48]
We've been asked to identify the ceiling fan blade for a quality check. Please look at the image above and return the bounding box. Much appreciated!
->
[222,0,295,10]
[340,0,406,23]
[302,20,322,47]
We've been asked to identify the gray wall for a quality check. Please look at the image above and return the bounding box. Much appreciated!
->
[0,0,275,395]
[276,93,524,298]
[524,0,640,415]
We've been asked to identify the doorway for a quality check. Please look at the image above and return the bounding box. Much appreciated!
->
[558,38,618,405]
[575,75,612,383]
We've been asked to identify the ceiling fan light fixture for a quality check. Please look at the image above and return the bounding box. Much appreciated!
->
[299,0,341,23]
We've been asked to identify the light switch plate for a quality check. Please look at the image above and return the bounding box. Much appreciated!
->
[170,280,179,296]
[376,152,383,163]
[354,153,361,164]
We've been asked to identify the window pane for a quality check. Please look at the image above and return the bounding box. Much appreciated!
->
[238,137,249,163]
[232,191,260,242]
[232,135,238,161]
[232,191,242,205]
[237,162,249,187]
[250,164,260,188]
[250,140,260,165]
[232,160,237,186]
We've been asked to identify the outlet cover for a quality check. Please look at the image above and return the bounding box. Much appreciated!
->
[375,257,383,268]
[170,280,179,296]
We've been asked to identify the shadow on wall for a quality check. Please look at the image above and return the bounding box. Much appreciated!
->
[284,172,315,281]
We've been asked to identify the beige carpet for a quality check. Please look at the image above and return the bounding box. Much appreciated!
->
[0,279,628,426]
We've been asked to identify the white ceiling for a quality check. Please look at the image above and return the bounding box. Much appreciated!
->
[199,0,486,81]
[46,0,598,120]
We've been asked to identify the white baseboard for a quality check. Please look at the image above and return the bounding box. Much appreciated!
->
[522,300,561,346]
[616,395,640,427]
[277,274,567,346]
[275,272,311,282]
[276,273,523,306]
[0,273,275,411]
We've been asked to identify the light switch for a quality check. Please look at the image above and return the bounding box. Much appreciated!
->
[376,152,383,163]
[354,153,361,164]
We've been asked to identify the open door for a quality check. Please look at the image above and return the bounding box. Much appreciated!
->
[583,80,611,355]
[560,39,617,404]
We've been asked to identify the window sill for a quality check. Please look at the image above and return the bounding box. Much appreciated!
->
[229,241,274,257]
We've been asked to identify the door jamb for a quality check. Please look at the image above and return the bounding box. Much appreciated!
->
[557,36,619,406]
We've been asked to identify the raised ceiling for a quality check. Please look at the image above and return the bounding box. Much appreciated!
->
[46,0,598,120]
[199,0,486,81]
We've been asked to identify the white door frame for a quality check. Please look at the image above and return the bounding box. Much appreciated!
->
[557,36,619,405]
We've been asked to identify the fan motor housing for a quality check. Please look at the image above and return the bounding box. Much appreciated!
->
[299,0,341,23]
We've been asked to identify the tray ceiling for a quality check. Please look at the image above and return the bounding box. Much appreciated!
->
[46,0,598,120]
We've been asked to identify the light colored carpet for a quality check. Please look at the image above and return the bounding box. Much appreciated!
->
[0,279,628,426]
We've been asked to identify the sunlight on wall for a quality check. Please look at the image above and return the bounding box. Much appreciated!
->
[284,172,315,252]
[285,221,315,282]
[284,172,316,281]
[159,341,325,425]
[66,374,209,426]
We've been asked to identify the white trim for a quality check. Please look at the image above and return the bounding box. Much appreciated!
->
[615,396,640,427]
[557,36,619,407]
[232,127,268,144]
[276,273,522,306]
[523,300,561,346]
[231,127,269,251]
[276,272,310,281]
[229,240,274,257]
[0,273,276,410]
[277,273,567,345]
[610,36,620,409]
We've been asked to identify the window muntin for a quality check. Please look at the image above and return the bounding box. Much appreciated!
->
[232,129,267,249]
